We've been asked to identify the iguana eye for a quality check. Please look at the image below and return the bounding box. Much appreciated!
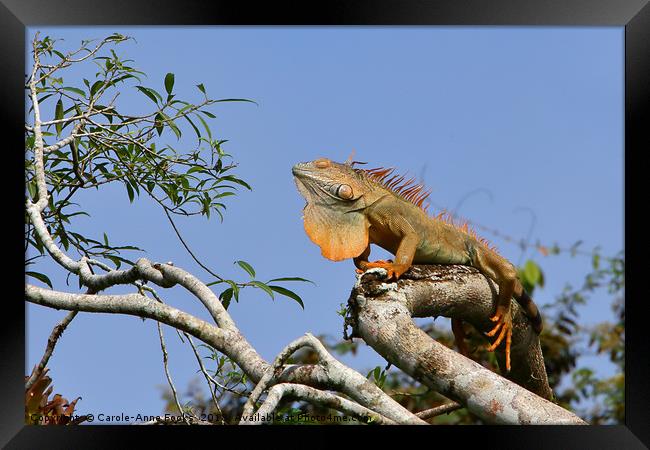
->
[314,158,331,169]
[336,184,353,199]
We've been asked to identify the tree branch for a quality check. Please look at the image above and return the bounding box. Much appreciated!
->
[156,322,189,425]
[348,265,586,425]
[240,333,426,425]
[249,383,397,425]
[25,285,423,424]
[25,310,78,391]
[416,402,463,420]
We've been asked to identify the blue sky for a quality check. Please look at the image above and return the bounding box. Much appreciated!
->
[26,27,623,422]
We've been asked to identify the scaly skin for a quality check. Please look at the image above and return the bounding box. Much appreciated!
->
[292,157,543,371]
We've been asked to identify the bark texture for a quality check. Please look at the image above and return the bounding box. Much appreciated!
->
[347,265,585,424]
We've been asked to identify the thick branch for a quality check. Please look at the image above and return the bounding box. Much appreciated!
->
[348,265,586,425]
[241,333,425,425]
[25,285,421,424]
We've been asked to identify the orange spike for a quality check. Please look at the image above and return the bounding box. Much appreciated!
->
[396,178,417,194]
[401,183,420,197]
[432,210,500,255]
[387,175,404,189]
[361,166,432,213]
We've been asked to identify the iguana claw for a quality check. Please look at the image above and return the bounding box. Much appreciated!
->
[361,260,406,280]
[485,309,513,372]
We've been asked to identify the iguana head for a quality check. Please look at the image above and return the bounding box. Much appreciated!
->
[292,157,373,261]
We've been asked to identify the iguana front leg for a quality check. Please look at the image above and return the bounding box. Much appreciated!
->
[353,245,394,273]
[355,216,420,280]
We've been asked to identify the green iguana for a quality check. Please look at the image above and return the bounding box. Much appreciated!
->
[292,156,543,371]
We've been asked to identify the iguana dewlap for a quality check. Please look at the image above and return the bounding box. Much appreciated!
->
[292,157,543,372]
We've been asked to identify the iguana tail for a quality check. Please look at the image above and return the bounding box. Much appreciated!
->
[514,290,543,334]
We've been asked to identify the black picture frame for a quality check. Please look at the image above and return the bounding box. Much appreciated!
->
[3,0,646,447]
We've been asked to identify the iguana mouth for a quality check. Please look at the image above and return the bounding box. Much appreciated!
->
[292,162,325,200]
[291,162,311,178]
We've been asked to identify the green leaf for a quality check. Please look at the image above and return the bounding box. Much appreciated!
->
[90,80,104,97]
[164,73,175,95]
[135,85,159,105]
[196,114,212,141]
[54,98,63,136]
[26,271,53,288]
[267,277,314,284]
[214,98,258,106]
[154,113,164,136]
[159,112,181,139]
[106,33,127,42]
[592,252,601,270]
[29,93,54,112]
[126,181,135,203]
[522,260,543,288]
[105,254,122,269]
[26,179,37,199]
[220,287,233,310]
[196,83,206,95]
[220,175,252,190]
[269,285,305,309]
[58,229,69,251]
[183,115,201,138]
[235,260,255,278]
[26,135,35,151]
[62,86,86,97]
[187,166,206,175]
[179,176,190,190]
[110,74,138,86]
[250,280,274,299]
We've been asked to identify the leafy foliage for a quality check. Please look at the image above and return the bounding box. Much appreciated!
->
[26,33,311,425]
[543,250,625,424]
[26,34,249,270]
[25,32,308,305]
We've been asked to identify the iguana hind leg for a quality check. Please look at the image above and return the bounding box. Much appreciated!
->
[451,318,470,357]
[472,247,519,371]
[515,289,543,334]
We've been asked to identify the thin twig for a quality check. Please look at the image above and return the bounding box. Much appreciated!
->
[25,309,80,390]
[415,402,463,420]
[184,333,226,425]
[161,207,224,282]
[157,322,189,425]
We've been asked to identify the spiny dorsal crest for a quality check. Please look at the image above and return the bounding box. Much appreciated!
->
[433,210,500,253]
[360,167,432,211]
[356,163,498,253]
